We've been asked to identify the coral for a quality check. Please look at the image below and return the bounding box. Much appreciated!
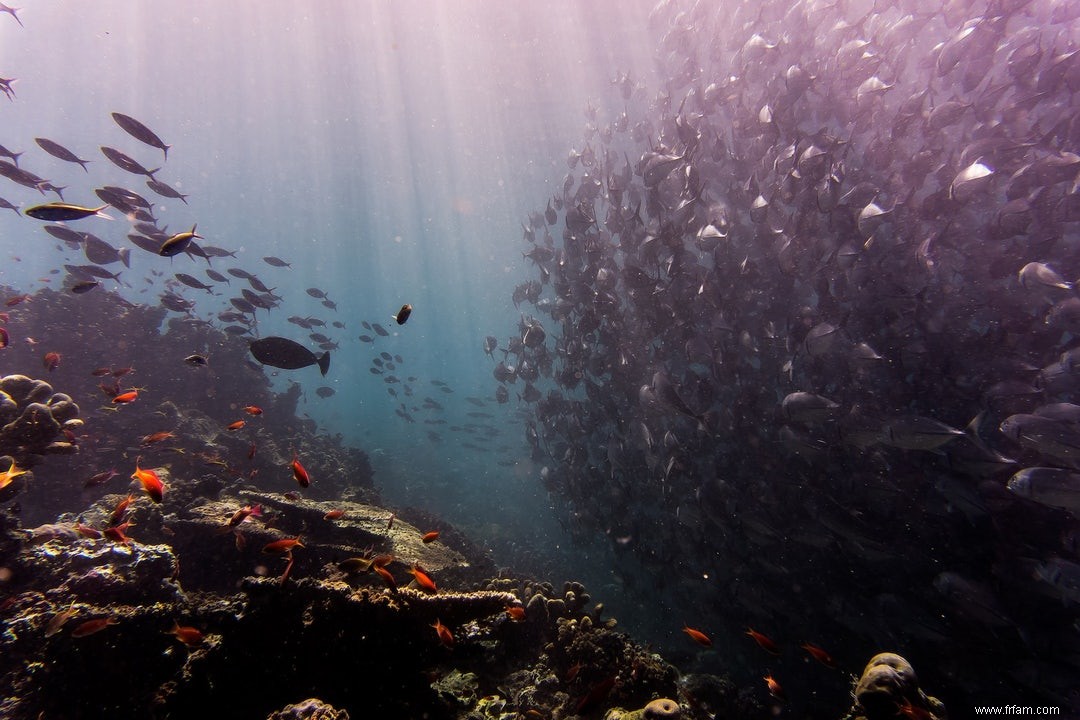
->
[266,698,350,720]
[843,653,947,720]
[604,698,682,720]
[0,375,80,464]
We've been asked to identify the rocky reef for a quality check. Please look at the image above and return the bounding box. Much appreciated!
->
[843,653,947,720]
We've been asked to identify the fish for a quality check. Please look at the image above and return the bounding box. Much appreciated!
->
[315,386,335,398]
[505,605,525,621]
[1007,468,1080,513]
[763,674,785,702]
[174,273,215,294]
[0,458,27,490]
[84,468,118,488]
[242,406,262,415]
[158,225,201,257]
[226,420,246,431]
[45,602,79,637]
[682,626,712,647]
[166,621,204,647]
[146,179,188,203]
[800,642,837,668]
[421,531,440,543]
[408,564,437,593]
[24,202,111,221]
[71,617,118,638]
[42,351,60,371]
[262,256,291,267]
[323,509,345,520]
[290,454,310,488]
[373,564,396,589]
[112,390,138,404]
[249,336,330,375]
[183,354,208,366]
[109,495,134,525]
[745,628,780,655]
[35,137,91,171]
[141,431,175,446]
[111,112,171,160]
[131,458,165,503]
[262,536,303,554]
[431,618,453,646]
[394,304,412,325]
[100,146,158,178]
[104,522,134,545]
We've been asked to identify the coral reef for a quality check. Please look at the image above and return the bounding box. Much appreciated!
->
[0,373,80,464]
[267,698,350,720]
[842,653,947,720]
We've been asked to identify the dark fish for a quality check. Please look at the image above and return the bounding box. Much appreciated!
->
[35,138,90,172]
[174,273,215,294]
[249,336,330,375]
[306,288,326,299]
[146,179,188,204]
[315,386,335,398]
[227,268,254,280]
[358,334,374,343]
[0,195,19,215]
[25,202,109,221]
[69,280,99,294]
[111,112,171,160]
[82,234,123,265]
[262,256,290,268]
[63,264,121,281]
[0,159,49,193]
[394,304,412,325]
[100,146,158,178]
[205,269,229,284]
[372,323,389,337]
[184,354,208,366]
[44,225,85,248]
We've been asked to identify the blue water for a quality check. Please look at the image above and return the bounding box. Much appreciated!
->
[0,1,659,622]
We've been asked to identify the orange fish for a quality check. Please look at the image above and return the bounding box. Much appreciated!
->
[764,674,785,701]
[4,294,30,307]
[104,522,134,545]
[262,536,303,554]
[290,454,310,488]
[897,699,933,720]
[682,625,712,647]
[42,351,61,371]
[746,627,780,655]
[167,621,204,647]
[227,504,261,527]
[75,523,102,539]
[408,564,437,593]
[431,618,454,647]
[242,405,263,415]
[323,509,345,520]
[226,420,246,431]
[505,605,525,621]
[71,617,118,638]
[131,458,164,503]
[373,564,396,589]
[109,494,135,525]
[0,326,7,350]
[800,642,837,668]
[371,553,393,568]
[112,390,138,404]
[141,431,175,446]
[45,602,79,637]
[0,458,27,490]
[421,531,440,543]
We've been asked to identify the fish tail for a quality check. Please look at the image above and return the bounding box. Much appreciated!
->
[318,351,330,376]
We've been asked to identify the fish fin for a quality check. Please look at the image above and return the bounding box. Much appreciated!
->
[318,351,330,376]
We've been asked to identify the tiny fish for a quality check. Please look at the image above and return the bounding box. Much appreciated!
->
[394,303,412,325]
[159,225,201,257]
[71,617,118,638]
[42,351,61,371]
[421,530,440,543]
[290,454,310,488]
[166,621,204,647]
[262,536,303,554]
[112,390,138,404]
[682,625,712,647]
[323,509,345,520]
[746,627,780,655]
[131,457,165,503]
[408,564,437,593]
[242,405,262,415]
[431,618,454,646]
[226,420,246,431]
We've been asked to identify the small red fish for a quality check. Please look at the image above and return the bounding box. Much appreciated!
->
[167,621,204,647]
[421,530,440,543]
[247,442,256,460]
[431,618,454,647]
[4,294,30,307]
[323,509,345,520]
[682,625,712,647]
[112,390,138,404]
[0,326,9,350]
[109,494,135,525]
[104,522,134,546]
[141,431,175,446]
[764,674,785,701]
[42,351,61,371]
[746,627,780,655]
[242,405,262,415]
[131,458,164,503]
[112,366,134,377]
[71,617,118,637]
[373,564,396,589]
[90,367,112,376]
[576,676,617,714]
[75,523,102,539]
[290,454,310,488]
[800,642,837,668]
[226,420,246,431]
[262,536,303,554]
[897,699,933,720]
[227,504,261,527]
[408,564,437,593]
[505,605,525,621]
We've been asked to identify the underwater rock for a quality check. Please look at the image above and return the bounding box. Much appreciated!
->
[844,653,946,720]
[266,698,349,720]
[0,375,80,464]
[604,697,682,720]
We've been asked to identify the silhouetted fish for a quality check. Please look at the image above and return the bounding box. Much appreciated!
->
[249,336,330,376]
[111,112,171,160]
